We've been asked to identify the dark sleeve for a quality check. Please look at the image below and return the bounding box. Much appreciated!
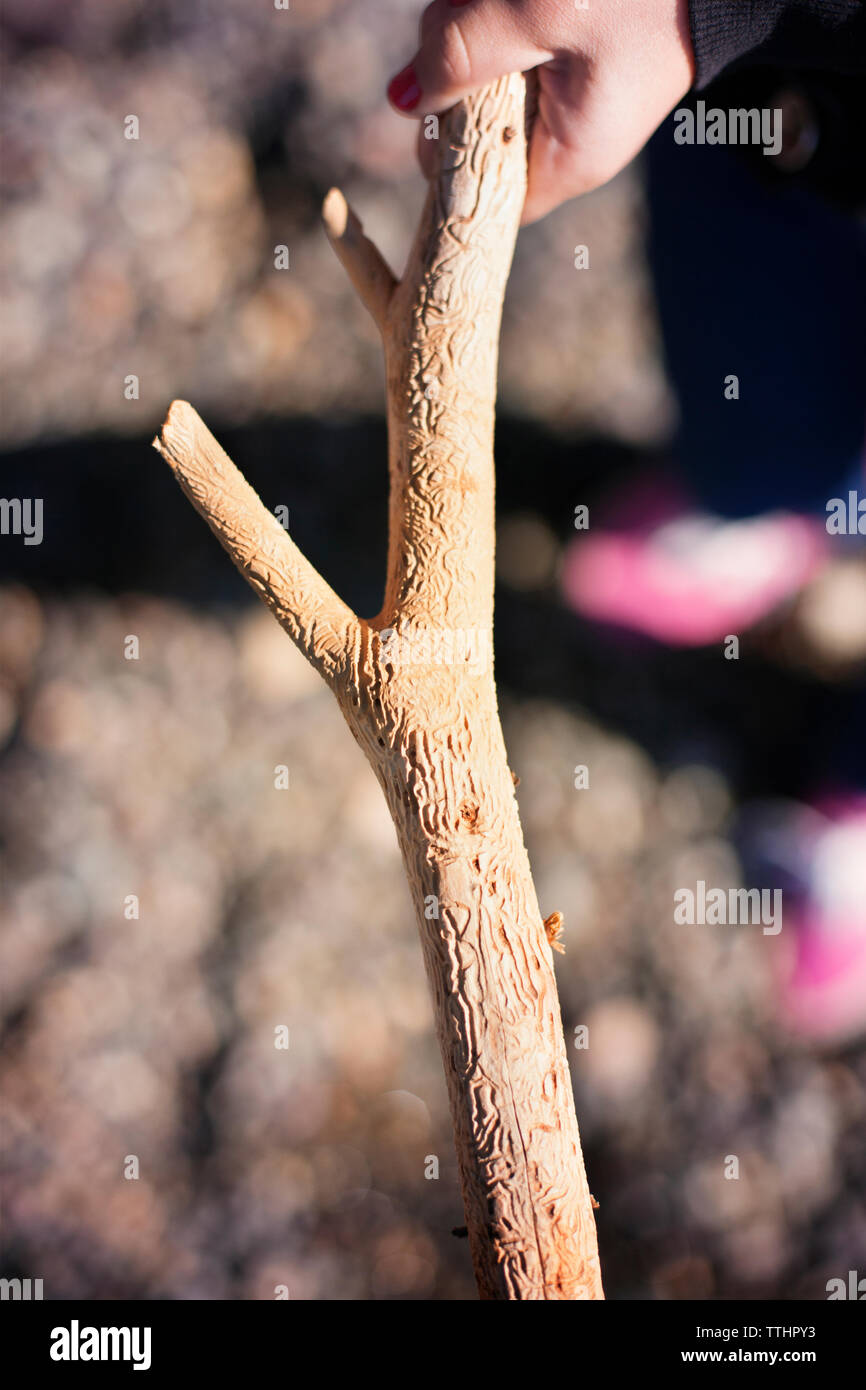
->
[688,1,866,87]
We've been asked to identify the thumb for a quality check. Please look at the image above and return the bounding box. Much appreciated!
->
[387,0,550,115]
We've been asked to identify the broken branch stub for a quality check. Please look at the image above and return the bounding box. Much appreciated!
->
[154,72,603,1301]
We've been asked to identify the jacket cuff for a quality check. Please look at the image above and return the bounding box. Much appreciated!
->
[688,1,785,88]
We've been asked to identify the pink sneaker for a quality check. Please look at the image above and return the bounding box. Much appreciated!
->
[562,479,828,646]
[776,797,866,1044]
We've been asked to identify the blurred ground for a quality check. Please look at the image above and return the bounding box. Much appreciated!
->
[2,578,865,1300]
[1,0,865,1301]
[0,0,671,448]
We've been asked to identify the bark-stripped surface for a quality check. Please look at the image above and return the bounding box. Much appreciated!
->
[154,73,603,1300]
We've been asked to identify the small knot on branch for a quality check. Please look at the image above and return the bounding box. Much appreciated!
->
[544,911,565,954]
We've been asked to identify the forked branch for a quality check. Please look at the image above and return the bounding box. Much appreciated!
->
[154,73,603,1301]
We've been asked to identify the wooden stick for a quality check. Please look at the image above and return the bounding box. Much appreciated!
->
[154,72,603,1301]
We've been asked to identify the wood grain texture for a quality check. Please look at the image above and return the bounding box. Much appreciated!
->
[154,72,603,1301]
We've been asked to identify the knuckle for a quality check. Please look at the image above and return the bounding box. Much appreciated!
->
[436,21,473,92]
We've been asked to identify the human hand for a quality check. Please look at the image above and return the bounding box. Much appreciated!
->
[387,0,696,223]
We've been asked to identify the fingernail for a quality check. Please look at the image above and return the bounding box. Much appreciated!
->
[388,65,421,111]
[449,0,473,6]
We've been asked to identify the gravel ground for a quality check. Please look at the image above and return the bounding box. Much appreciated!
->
[1,0,864,1301]
[1,586,864,1299]
[0,0,671,449]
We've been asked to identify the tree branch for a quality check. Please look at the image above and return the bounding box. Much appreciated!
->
[322,187,398,335]
[381,76,528,631]
[154,73,603,1301]
[153,399,361,689]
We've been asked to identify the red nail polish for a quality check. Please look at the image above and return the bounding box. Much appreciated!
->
[388,65,421,112]
[449,0,473,6]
